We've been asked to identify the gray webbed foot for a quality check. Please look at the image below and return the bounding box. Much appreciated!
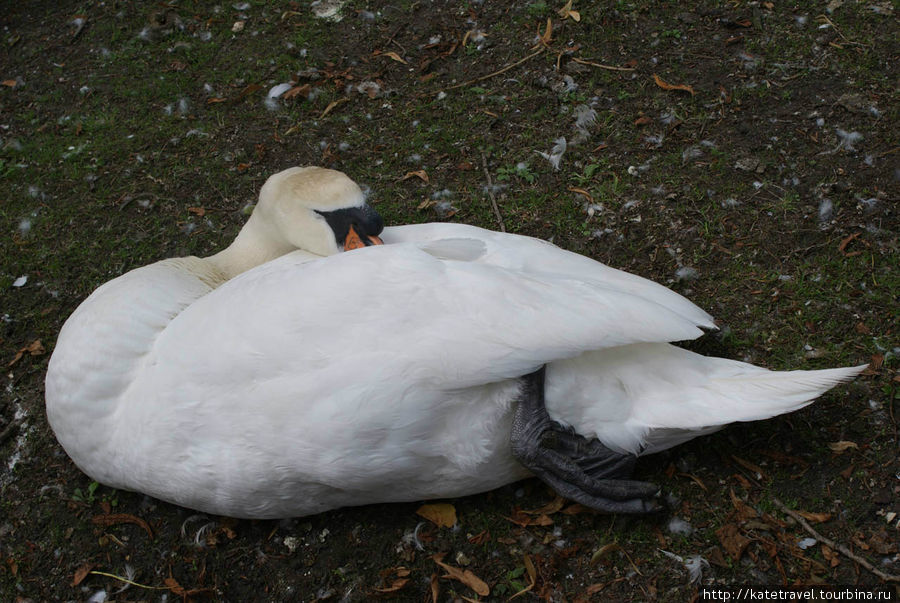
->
[510,366,661,514]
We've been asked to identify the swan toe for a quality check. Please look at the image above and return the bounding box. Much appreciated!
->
[511,366,661,514]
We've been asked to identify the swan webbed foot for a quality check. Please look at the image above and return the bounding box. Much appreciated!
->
[511,366,661,514]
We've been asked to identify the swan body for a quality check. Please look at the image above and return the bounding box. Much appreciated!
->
[46,167,865,518]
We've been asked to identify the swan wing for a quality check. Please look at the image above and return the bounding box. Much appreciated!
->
[381,223,716,329]
[161,240,713,393]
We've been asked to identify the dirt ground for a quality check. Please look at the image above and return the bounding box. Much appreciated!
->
[1,0,898,601]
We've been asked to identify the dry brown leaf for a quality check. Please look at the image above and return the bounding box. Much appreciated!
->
[373,567,411,593]
[467,530,490,545]
[634,115,652,126]
[822,544,840,567]
[677,472,708,491]
[432,554,489,596]
[652,73,695,95]
[796,510,831,523]
[509,555,536,600]
[320,98,349,118]
[236,83,263,100]
[535,18,553,47]
[2,79,18,88]
[560,503,592,515]
[568,187,594,203]
[590,542,622,566]
[164,576,186,596]
[505,509,553,527]
[187,206,206,217]
[8,339,45,367]
[71,563,93,586]
[729,488,758,521]
[378,50,408,64]
[524,495,566,515]
[731,455,767,479]
[828,440,859,454]
[557,0,581,21]
[400,170,429,184]
[416,503,457,528]
[716,523,752,560]
[91,513,154,539]
[430,572,440,603]
[838,232,861,254]
[523,554,536,585]
[283,83,311,99]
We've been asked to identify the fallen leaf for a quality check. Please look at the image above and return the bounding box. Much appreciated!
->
[560,503,592,515]
[535,18,553,47]
[373,567,411,593]
[590,542,623,565]
[716,524,752,560]
[504,509,553,527]
[677,472,708,491]
[430,572,440,603]
[187,206,206,216]
[2,79,18,88]
[731,455,767,479]
[796,510,831,523]
[320,97,349,118]
[838,232,861,254]
[91,513,154,539]
[165,576,186,596]
[634,115,652,126]
[416,503,456,528]
[283,83,311,99]
[8,339,45,367]
[400,170,429,184]
[822,544,840,567]
[235,83,262,101]
[828,440,858,454]
[71,563,93,586]
[523,553,536,585]
[432,553,489,596]
[652,73,695,95]
[568,187,594,203]
[467,530,489,545]
[729,489,758,521]
[557,0,581,21]
[509,554,537,599]
[377,50,408,64]
[524,495,566,515]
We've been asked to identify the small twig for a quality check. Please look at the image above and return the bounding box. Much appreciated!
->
[480,153,505,233]
[571,57,635,72]
[430,47,546,95]
[89,570,169,590]
[771,497,900,583]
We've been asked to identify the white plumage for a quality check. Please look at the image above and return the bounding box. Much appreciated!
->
[45,167,865,519]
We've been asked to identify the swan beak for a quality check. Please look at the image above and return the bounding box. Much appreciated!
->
[344,225,384,251]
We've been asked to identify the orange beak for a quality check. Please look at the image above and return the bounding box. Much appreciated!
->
[343,225,384,251]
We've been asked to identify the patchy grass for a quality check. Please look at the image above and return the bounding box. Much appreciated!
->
[1,0,897,600]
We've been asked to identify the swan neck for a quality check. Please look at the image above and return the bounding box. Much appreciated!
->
[206,215,295,280]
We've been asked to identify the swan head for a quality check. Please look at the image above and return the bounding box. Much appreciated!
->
[207,166,384,280]
[254,166,384,256]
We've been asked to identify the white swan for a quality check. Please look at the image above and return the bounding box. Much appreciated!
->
[45,166,866,519]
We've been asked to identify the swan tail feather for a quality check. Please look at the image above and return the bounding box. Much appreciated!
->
[549,344,867,456]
